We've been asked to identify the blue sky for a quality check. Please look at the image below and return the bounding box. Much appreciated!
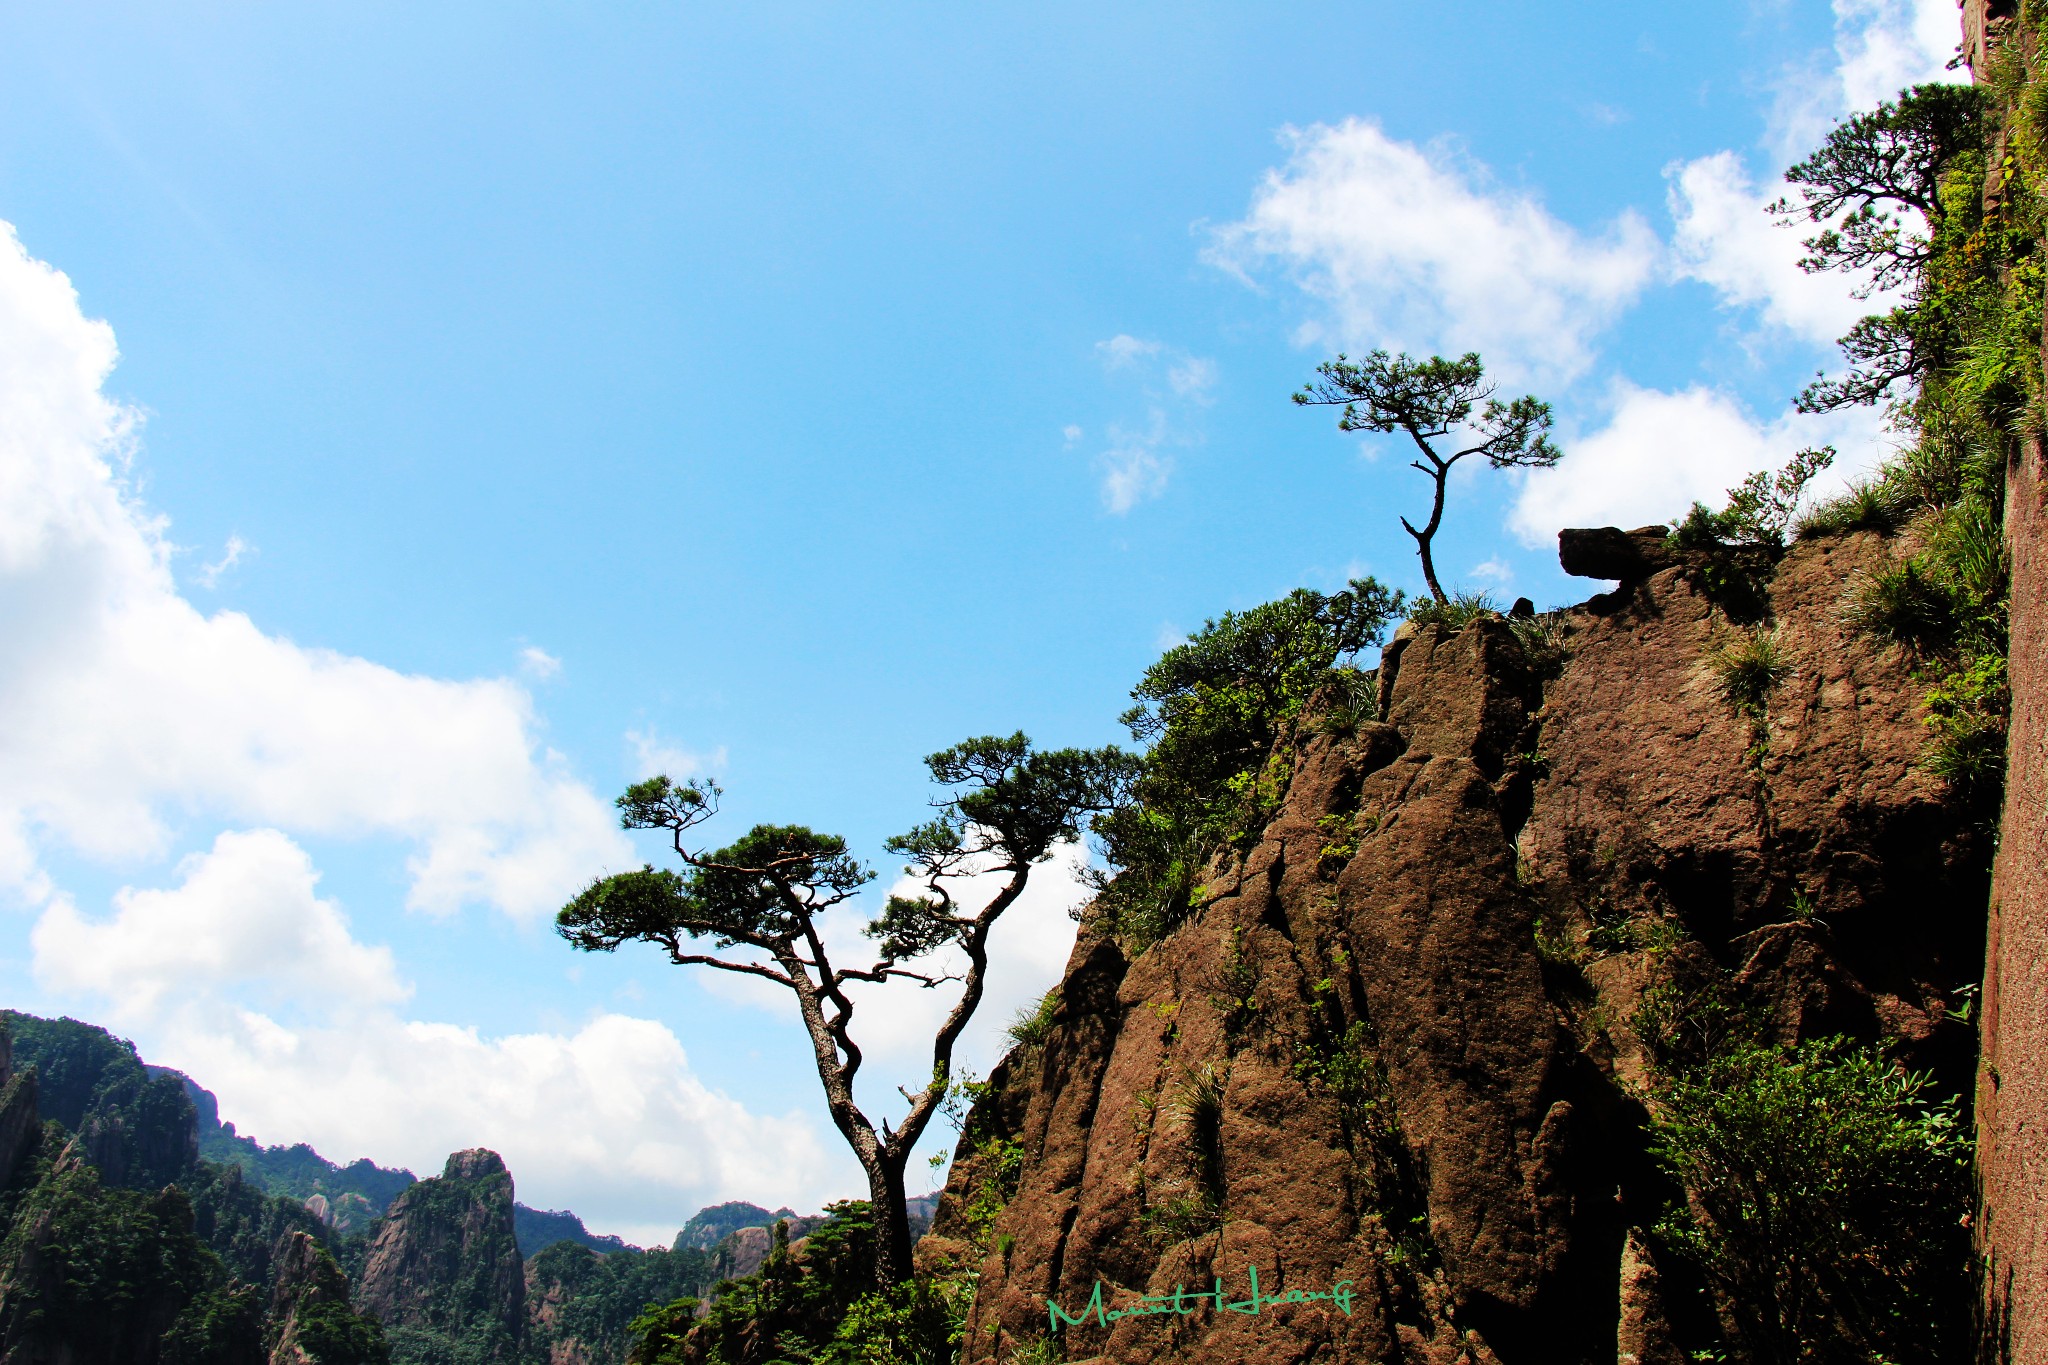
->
[0,0,1960,1242]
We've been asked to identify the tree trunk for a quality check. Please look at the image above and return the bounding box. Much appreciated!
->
[865,1150,914,1286]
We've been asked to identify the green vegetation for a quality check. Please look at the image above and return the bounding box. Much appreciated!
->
[1645,1039,1972,1363]
[1768,73,2028,806]
[1290,1022,1432,1270]
[1088,579,1402,947]
[1632,961,1973,1363]
[527,1239,717,1365]
[0,1014,391,1365]
[1001,989,1061,1051]
[1295,350,1561,601]
[1706,626,1790,762]
[628,1202,963,1365]
[559,734,1130,1287]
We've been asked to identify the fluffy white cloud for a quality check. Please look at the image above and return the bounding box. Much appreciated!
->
[30,826,828,1245]
[1509,381,1892,544]
[1675,1,1959,339]
[0,222,631,919]
[1667,151,1887,347]
[1208,118,1659,384]
[156,1008,825,1248]
[33,828,406,1017]
[1774,0,1963,161]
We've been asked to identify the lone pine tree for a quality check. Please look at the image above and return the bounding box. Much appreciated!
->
[1296,350,1560,602]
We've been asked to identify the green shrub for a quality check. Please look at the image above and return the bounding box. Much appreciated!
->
[1842,559,1961,652]
[1091,578,1402,947]
[1794,478,1913,537]
[1002,990,1060,1051]
[822,1278,965,1365]
[1647,1039,1972,1364]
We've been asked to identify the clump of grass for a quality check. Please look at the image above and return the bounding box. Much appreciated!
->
[1842,560,1960,653]
[1795,478,1914,537]
[1406,590,1498,631]
[1002,989,1060,1050]
[1708,628,1789,718]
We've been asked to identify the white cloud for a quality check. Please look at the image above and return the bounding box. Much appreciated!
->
[1775,0,1962,161]
[518,646,562,681]
[33,828,406,1017]
[1061,424,1083,446]
[196,534,248,589]
[626,728,726,782]
[1667,151,1886,346]
[1207,118,1659,384]
[1096,334,1161,367]
[1168,356,1219,402]
[1469,556,1514,585]
[0,222,629,920]
[1509,380,1891,544]
[1099,414,1173,515]
[162,1008,824,1247]
[30,829,830,1246]
[1085,335,1215,514]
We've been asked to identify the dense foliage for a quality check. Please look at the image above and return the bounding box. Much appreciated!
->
[627,1203,959,1365]
[1770,73,2029,805]
[1644,1036,1973,1363]
[1087,578,1403,946]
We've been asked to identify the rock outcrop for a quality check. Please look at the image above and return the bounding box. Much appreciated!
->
[357,1148,528,1361]
[266,1229,383,1365]
[941,531,1985,1364]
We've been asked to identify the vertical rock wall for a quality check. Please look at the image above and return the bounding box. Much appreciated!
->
[1960,6,2048,1358]
[941,535,1985,1364]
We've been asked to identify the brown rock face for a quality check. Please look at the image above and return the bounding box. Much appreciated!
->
[1555,526,1677,584]
[357,1148,527,1359]
[266,1230,359,1365]
[1978,426,2048,1363]
[945,534,1985,1365]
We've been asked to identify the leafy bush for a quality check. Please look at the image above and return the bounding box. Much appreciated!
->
[1647,1039,1972,1364]
[822,1277,964,1364]
[1090,578,1403,946]
[1675,447,1836,553]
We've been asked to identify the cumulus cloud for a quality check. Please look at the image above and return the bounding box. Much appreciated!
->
[0,222,630,919]
[1207,118,1659,383]
[1673,1,1957,340]
[1775,0,1962,162]
[33,829,406,1017]
[158,1008,823,1247]
[1509,381,1892,544]
[30,827,828,1245]
[1666,151,1887,347]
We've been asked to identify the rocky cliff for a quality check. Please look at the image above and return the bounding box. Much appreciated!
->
[935,531,1986,1364]
[1959,6,2048,1360]
[358,1148,529,1363]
